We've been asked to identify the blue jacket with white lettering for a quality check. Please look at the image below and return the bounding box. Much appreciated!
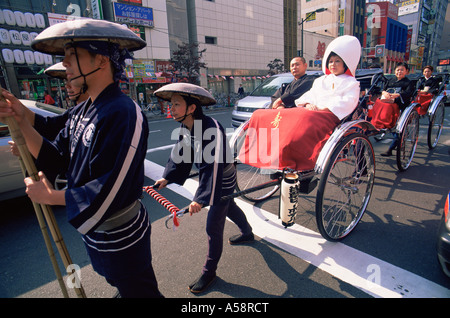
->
[36,83,149,235]
[163,114,233,207]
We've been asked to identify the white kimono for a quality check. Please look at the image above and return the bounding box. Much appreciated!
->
[294,73,360,120]
[295,35,362,121]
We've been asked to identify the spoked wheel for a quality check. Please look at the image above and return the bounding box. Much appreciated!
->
[427,101,445,150]
[396,109,419,171]
[231,121,280,202]
[316,133,375,241]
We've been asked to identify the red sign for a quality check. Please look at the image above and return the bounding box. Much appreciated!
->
[404,28,413,61]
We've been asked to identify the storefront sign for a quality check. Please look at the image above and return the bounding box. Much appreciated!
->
[2,49,51,65]
[113,2,154,28]
[2,48,14,63]
[0,9,51,65]
[0,10,45,28]
[404,28,413,61]
[398,0,420,17]
[375,44,385,57]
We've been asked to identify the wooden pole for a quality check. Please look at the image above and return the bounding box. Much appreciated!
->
[17,158,69,298]
[4,112,86,298]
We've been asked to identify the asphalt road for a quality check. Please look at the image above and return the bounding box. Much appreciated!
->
[0,106,449,302]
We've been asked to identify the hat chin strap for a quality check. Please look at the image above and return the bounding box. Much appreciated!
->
[68,44,101,94]
[67,91,82,102]
[69,68,101,93]
[173,111,194,122]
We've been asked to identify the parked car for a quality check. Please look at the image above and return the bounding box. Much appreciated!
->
[0,100,65,201]
[437,190,450,278]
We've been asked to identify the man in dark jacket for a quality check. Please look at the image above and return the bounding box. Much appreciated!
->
[380,62,415,156]
[1,19,163,298]
[271,56,315,109]
[419,65,441,95]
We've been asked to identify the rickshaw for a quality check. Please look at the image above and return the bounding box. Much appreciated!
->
[229,69,383,241]
[365,72,421,172]
[149,69,425,242]
[413,72,448,150]
[369,72,448,170]
[228,68,435,241]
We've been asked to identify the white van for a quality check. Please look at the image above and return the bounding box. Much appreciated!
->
[231,71,323,128]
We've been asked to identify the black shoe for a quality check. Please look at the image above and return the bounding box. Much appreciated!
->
[229,233,254,245]
[380,149,393,157]
[188,273,216,294]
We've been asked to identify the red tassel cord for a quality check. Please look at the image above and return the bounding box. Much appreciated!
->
[143,186,180,228]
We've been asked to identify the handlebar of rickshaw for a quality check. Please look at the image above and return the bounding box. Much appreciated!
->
[144,169,316,229]
[146,178,282,229]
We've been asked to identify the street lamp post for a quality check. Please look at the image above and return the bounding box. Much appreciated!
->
[298,7,327,57]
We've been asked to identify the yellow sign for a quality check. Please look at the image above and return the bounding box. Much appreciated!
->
[306,12,317,22]
[398,0,419,7]
[339,9,345,24]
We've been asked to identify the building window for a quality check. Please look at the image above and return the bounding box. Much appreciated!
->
[205,36,217,45]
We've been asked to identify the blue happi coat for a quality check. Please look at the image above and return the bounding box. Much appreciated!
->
[163,115,235,207]
[36,83,149,235]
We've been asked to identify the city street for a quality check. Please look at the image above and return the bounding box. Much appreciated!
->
[0,106,449,301]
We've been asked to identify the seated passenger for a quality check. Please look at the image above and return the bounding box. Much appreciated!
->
[294,39,360,120]
[271,56,314,109]
[415,65,441,115]
[371,62,415,156]
[419,65,441,95]
[371,62,415,131]
[239,35,361,171]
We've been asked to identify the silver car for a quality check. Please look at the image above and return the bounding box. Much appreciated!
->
[0,100,65,201]
[230,71,323,128]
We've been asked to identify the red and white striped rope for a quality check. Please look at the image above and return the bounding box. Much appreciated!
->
[143,186,180,228]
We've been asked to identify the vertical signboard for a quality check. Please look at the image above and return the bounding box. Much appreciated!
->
[339,0,346,36]
[404,28,413,61]
[91,0,103,20]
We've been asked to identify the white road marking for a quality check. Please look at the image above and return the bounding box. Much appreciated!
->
[144,159,450,298]
[146,144,174,154]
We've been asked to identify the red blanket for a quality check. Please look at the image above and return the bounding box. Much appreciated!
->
[371,99,400,129]
[415,92,433,116]
[239,107,340,171]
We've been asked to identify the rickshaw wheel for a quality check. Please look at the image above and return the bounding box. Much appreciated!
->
[427,100,445,150]
[316,133,375,241]
[396,109,419,171]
